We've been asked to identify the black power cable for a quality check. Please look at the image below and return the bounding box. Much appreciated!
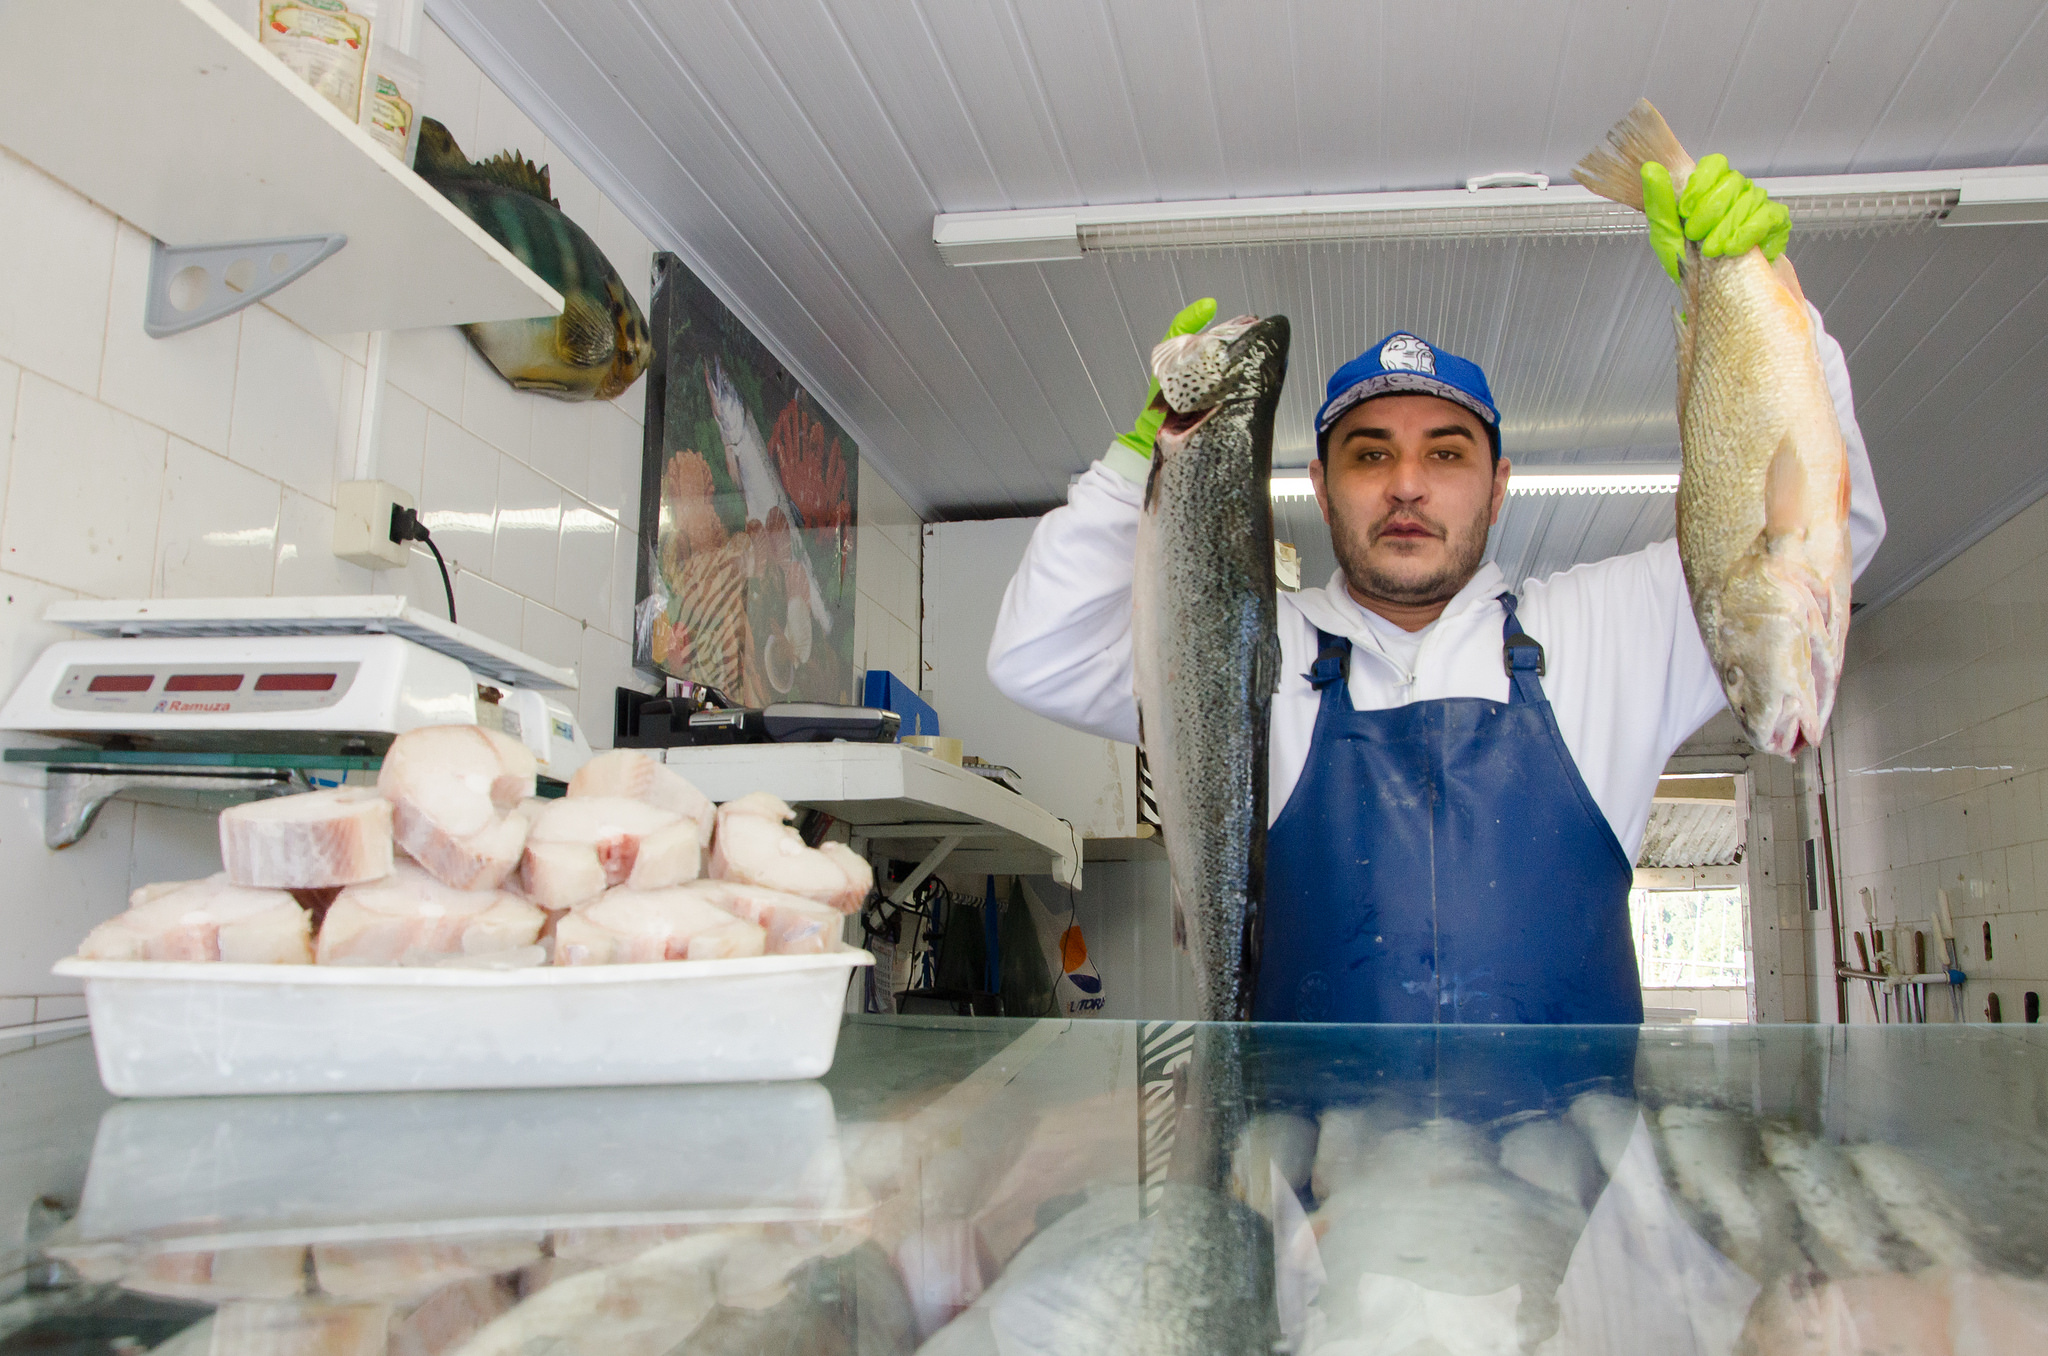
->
[390,505,457,625]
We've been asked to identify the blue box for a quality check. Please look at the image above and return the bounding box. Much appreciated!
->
[862,670,939,738]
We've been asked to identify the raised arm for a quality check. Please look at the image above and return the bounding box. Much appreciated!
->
[987,298,1219,744]
[986,456,1148,743]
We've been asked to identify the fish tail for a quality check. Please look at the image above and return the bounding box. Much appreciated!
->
[1574,99,1695,208]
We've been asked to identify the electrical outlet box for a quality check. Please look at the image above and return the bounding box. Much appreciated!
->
[334,479,414,570]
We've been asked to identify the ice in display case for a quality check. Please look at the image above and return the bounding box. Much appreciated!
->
[5,1017,2047,1353]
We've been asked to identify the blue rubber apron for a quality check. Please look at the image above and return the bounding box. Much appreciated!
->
[1255,593,1643,1025]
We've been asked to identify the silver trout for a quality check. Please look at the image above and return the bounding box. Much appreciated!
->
[1132,315,1289,1021]
[1576,101,1852,758]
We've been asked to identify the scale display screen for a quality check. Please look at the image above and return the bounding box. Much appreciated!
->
[54,663,359,715]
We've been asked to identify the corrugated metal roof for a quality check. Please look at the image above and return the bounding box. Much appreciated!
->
[433,0,2048,605]
[1637,801,1742,869]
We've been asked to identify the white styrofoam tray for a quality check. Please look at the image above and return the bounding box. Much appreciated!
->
[52,950,872,1098]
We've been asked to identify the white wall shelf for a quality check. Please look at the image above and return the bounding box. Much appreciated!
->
[663,743,1082,893]
[0,0,562,335]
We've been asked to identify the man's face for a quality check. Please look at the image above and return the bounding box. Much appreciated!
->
[1309,394,1511,611]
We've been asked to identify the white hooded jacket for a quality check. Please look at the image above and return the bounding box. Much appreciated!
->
[986,304,1885,861]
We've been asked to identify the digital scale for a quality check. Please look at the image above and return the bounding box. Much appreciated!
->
[0,596,590,773]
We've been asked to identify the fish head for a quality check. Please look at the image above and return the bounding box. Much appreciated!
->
[1713,552,1838,758]
[705,357,744,440]
[1150,315,1292,423]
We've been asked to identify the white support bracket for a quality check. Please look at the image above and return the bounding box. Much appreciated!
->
[879,833,968,906]
[45,768,298,848]
[145,234,347,338]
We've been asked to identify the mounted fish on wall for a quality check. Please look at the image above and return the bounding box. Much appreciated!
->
[413,118,651,401]
[635,254,858,705]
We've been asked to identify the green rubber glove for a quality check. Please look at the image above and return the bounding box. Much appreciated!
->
[1116,297,1217,457]
[1643,153,1791,284]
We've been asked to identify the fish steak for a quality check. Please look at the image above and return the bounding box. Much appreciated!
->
[1577,101,1852,758]
[1132,315,1289,1021]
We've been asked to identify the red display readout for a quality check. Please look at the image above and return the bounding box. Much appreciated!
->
[165,674,243,693]
[87,674,155,693]
[254,673,337,692]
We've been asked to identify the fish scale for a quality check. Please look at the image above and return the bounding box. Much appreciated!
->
[1132,316,1289,1022]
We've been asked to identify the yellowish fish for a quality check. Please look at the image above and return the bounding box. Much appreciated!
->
[1577,100,1852,759]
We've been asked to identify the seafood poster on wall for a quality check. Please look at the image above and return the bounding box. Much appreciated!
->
[635,254,858,703]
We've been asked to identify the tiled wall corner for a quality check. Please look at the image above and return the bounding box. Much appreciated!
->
[853,468,923,695]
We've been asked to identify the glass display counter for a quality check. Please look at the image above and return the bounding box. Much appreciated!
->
[3,1016,2046,1354]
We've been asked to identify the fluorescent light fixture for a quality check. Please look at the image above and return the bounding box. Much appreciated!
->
[1508,467,1680,496]
[1269,463,1679,500]
[936,166,2048,265]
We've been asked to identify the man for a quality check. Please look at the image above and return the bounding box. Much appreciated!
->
[987,159,1885,1024]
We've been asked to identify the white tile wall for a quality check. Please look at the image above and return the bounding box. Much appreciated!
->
[1828,493,2048,1026]
[854,471,924,693]
[1742,752,1825,1024]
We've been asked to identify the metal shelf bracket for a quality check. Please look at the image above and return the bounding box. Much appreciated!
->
[145,234,347,337]
[45,768,299,848]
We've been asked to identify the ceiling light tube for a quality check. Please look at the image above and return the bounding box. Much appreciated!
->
[936,166,2048,265]
[1269,463,1680,501]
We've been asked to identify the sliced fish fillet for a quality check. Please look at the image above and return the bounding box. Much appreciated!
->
[77,873,311,963]
[448,1231,728,1356]
[519,795,701,910]
[569,749,716,841]
[1734,1267,2048,1356]
[707,792,871,912]
[378,725,537,890]
[313,1238,541,1304]
[124,1246,310,1301]
[553,886,768,964]
[220,787,393,890]
[678,879,843,955]
[208,1299,393,1356]
[1499,1116,1602,1212]
[389,1275,518,1356]
[316,861,543,966]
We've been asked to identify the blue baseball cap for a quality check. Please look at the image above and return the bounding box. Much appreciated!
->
[1314,332,1500,455]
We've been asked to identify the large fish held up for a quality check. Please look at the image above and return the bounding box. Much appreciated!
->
[414,119,652,402]
[1132,314,1289,1021]
[1577,101,1852,758]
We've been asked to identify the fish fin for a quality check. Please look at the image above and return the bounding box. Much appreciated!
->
[469,150,558,207]
[1764,433,1807,539]
[1142,432,1166,511]
[1673,305,1695,414]
[1253,632,1282,699]
[556,291,617,370]
[599,275,654,399]
[1772,253,1808,307]
[1574,99,1696,208]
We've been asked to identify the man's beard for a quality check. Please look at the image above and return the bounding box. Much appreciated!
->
[1328,497,1490,608]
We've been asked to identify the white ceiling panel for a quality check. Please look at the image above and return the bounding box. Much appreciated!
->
[430,0,2048,610]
